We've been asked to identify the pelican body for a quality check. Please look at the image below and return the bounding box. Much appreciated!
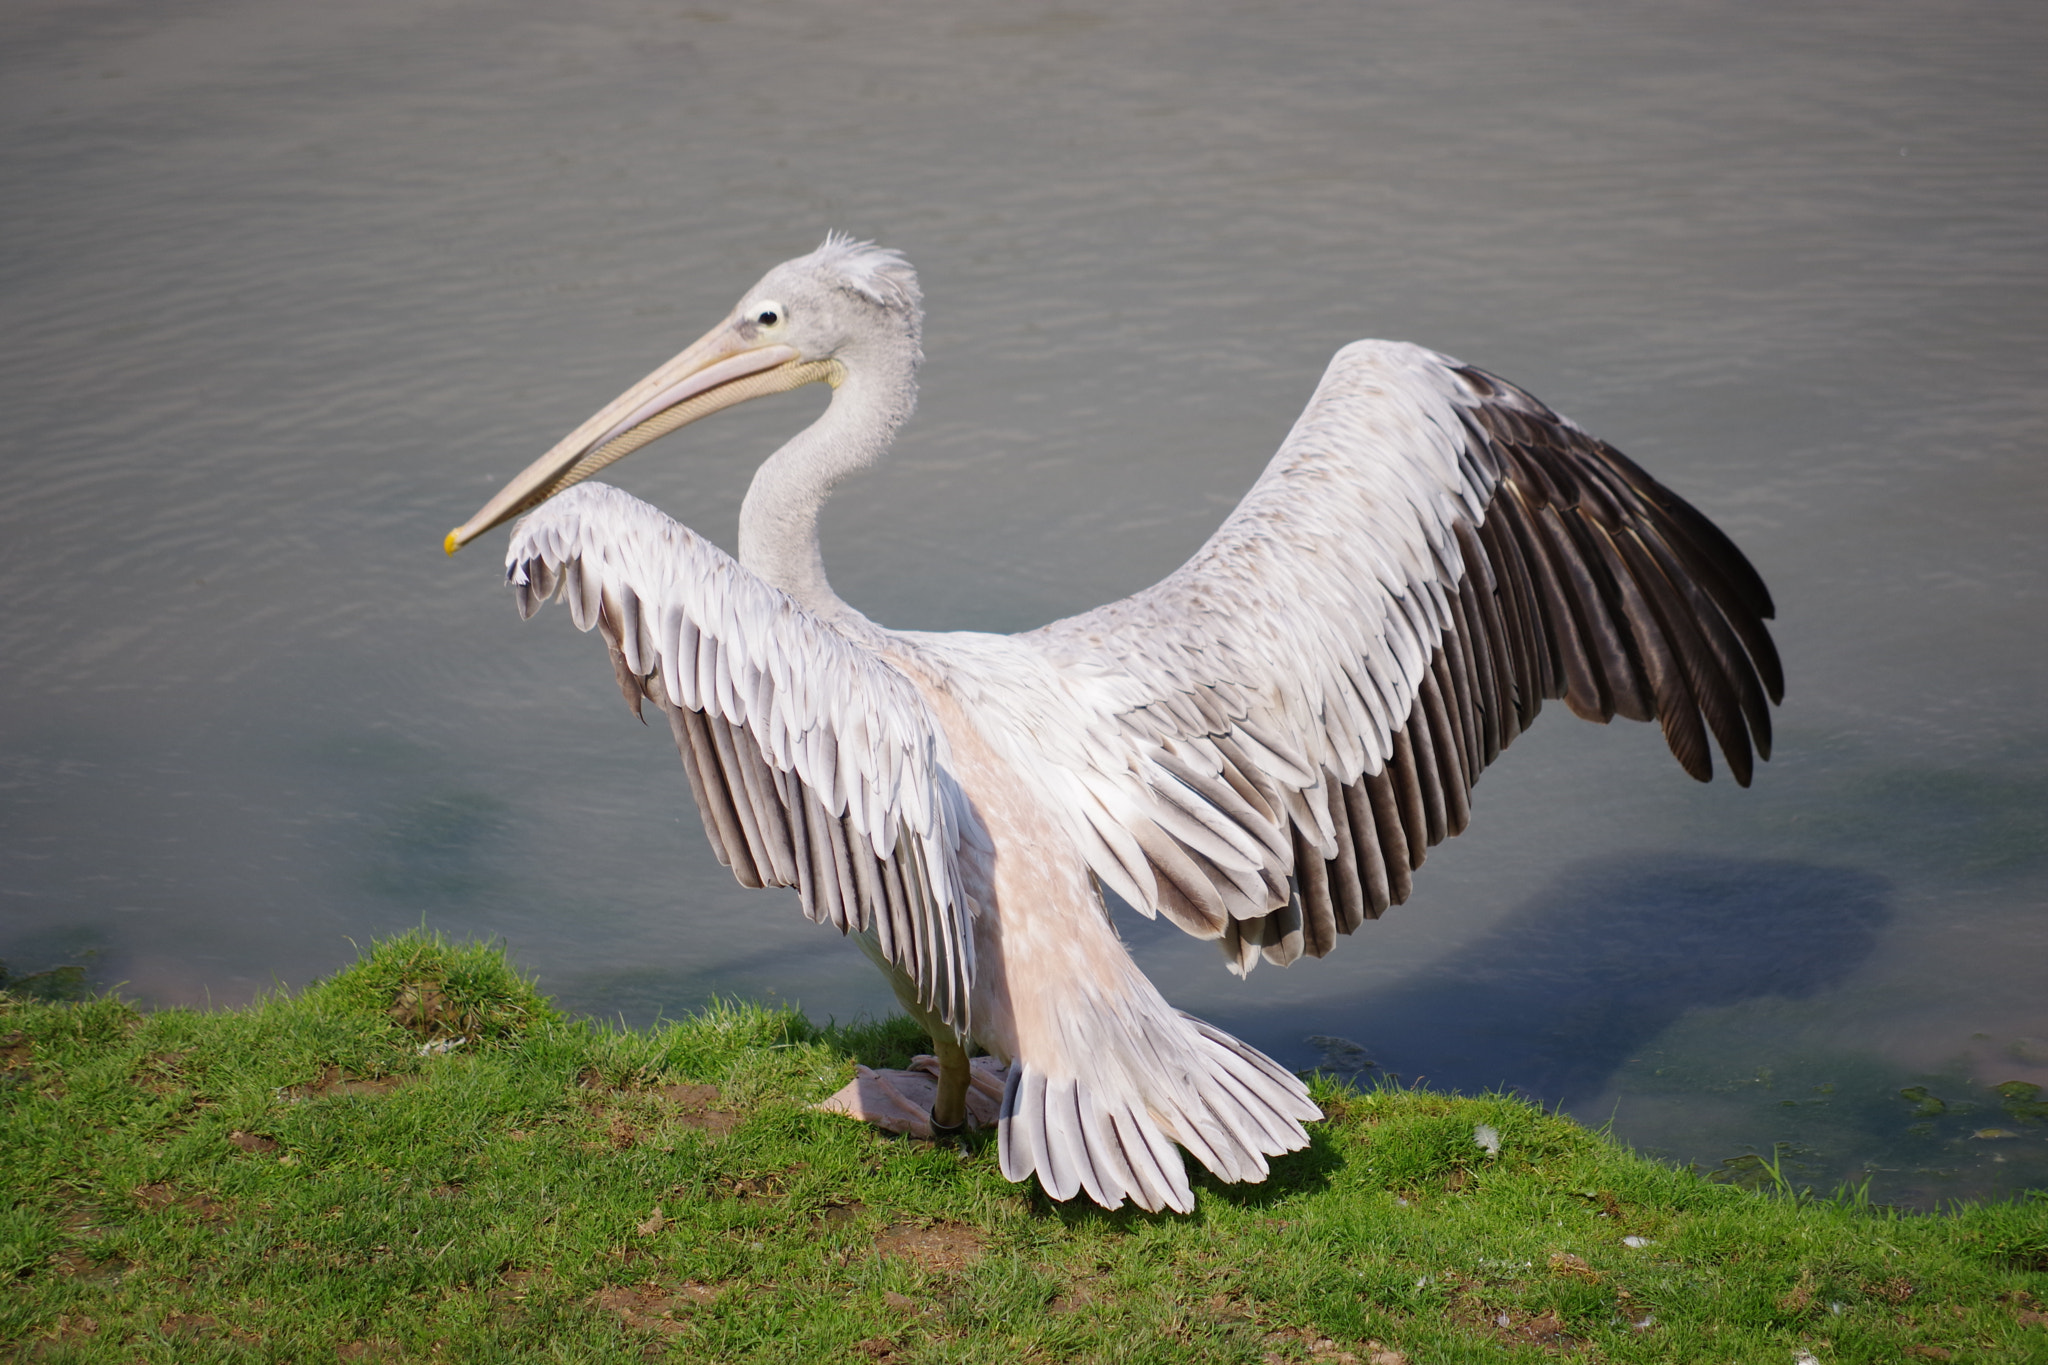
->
[448,236,1781,1212]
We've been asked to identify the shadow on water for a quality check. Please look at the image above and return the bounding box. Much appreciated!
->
[1305,855,1892,1110]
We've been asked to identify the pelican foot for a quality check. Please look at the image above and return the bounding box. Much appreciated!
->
[812,1055,1010,1138]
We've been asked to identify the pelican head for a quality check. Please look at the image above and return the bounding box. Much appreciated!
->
[446,233,921,555]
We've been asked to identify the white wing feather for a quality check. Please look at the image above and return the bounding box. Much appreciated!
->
[1020,340,1781,970]
[506,482,980,1029]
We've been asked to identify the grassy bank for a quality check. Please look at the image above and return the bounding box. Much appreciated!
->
[2,934,2044,1363]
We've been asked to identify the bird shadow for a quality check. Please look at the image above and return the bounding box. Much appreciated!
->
[1288,853,1893,1112]
[1191,1126,1348,1209]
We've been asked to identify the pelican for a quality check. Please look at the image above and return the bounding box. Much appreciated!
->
[447,235,1781,1213]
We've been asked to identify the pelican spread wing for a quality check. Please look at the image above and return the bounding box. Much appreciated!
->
[505,481,981,1030]
[1024,341,1782,971]
[450,236,1782,1213]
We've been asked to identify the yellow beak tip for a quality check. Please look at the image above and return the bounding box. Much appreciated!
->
[444,529,464,556]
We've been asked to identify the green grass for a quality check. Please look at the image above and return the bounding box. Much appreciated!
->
[3,933,2044,1363]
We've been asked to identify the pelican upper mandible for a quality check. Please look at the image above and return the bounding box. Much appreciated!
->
[448,234,1782,1213]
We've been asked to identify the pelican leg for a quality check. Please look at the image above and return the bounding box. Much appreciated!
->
[855,929,974,1139]
[928,1028,970,1138]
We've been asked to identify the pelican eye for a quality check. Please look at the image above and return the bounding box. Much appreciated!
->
[752,302,784,328]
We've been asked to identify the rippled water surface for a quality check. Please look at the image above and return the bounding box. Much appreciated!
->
[4,0,2044,1205]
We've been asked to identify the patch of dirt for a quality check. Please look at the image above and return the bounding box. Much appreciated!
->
[1548,1251,1602,1283]
[286,1065,414,1099]
[36,1313,99,1345]
[577,1078,739,1150]
[880,1290,923,1314]
[131,1182,229,1224]
[1587,1189,1626,1220]
[131,1051,193,1096]
[1050,1278,1106,1314]
[659,1082,739,1134]
[1260,1326,1393,1363]
[487,1267,552,1312]
[336,1340,404,1361]
[819,1199,865,1227]
[388,980,477,1040]
[227,1130,279,1154]
[156,1311,222,1341]
[52,1211,125,1277]
[852,1338,903,1362]
[1204,1288,1257,1321]
[1,1031,32,1070]
[591,1281,721,1335]
[1865,1276,1916,1305]
[1904,1346,1953,1361]
[874,1220,983,1274]
[46,1247,91,1277]
[1471,1306,1576,1352]
[718,1171,787,1202]
[49,1246,128,1283]
[1437,1277,1579,1353]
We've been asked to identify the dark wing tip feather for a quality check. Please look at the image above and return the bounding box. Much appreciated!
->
[1454,367,1782,789]
[1029,349,1783,977]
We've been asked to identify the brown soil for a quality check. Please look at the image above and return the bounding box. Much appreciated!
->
[874,1220,983,1274]
[718,1171,787,1201]
[131,1051,193,1095]
[1467,1303,1577,1352]
[576,1077,739,1150]
[1259,1325,1414,1364]
[131,1182,229,1224]
[657,1082,739,1134]
[590,1281,722,1336]
[286,1065,414,1099]
[387,981,477,1040]
[156,1311,223,1341]
[487,1267,553,1313]
[43,1313,100,1341]
[1547,1251,1602,1282]
[819,1199,865,1227]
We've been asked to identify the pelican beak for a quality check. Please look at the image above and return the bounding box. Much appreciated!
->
[445,315,840,554]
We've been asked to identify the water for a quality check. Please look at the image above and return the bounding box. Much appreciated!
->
[3,0,2044,1207]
